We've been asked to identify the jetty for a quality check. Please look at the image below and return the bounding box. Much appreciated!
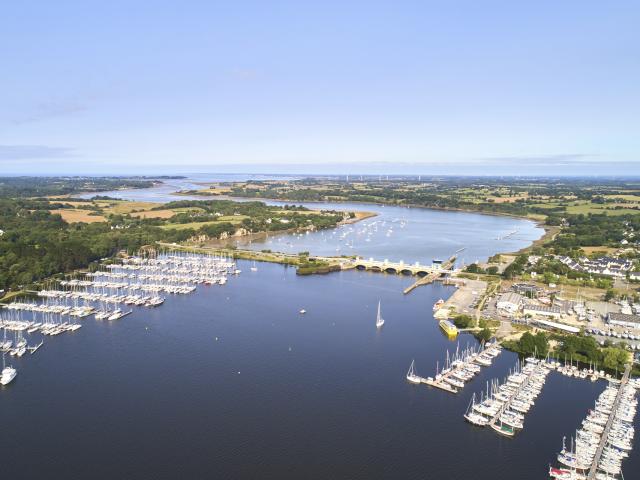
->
[549,363,636,479]
[464,358,550,435]
[412,342,502,394]
[403,256,456,294]
[486,359,549,436]
[586,364,633,480]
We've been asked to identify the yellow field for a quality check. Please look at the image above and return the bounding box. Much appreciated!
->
[50,209,106,223]
[130,209,177,219]
[603,194,640,202]
[581,246,618,255]
[96,201,160,215]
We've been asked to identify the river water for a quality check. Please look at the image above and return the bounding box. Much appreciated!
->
[1,177,633,479]
[82,176,544,265]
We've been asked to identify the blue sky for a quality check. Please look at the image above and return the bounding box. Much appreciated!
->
[1,1,639,175]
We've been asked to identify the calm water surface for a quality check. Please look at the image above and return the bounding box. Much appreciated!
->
[2,264,637,479]
[88,177,544,265]
[7,178,631,478]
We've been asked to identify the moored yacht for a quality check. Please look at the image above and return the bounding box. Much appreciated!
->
[406,359,422,384]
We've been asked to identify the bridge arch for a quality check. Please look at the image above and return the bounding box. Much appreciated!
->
[355,264,367,270]
[416,270,428,277]
[384,267,397,274]
[400,269,413,276]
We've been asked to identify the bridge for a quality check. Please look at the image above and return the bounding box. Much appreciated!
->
[346,257,453,276]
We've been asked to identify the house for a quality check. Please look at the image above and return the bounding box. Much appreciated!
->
[556,255,634,278]
[607,312,640,329]
[523,304,563,319]
[497,292,523,314]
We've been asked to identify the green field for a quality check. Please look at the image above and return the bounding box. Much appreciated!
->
[160,217,247,230]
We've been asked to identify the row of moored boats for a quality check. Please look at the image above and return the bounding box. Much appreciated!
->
[0,252,239,389]
[550,377,638,479]
[464,357,550,437]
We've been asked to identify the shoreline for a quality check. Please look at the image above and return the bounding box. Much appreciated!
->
[201,210,377,249]
[178,186,545,222]
[211,193,548,257]
[79,180,548,260]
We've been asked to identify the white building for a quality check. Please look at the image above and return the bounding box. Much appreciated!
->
[607,312,640,329]
[497,292,523,314]
[523,304,562,319]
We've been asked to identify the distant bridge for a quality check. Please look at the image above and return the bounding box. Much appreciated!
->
[344,257,453,276]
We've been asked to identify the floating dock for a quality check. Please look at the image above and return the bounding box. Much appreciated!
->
[414,342,502,394]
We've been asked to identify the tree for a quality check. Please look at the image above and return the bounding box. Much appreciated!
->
[602,347,628,372]
[476,328,492,342]
[466,263,480,273]
[533,332,549,357]
[604,289,615,302]
[518,332,536,355]
[453,314,474,329]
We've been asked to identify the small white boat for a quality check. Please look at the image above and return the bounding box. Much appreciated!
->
[299,309,306,314]
[376,300,384,329]
[1,354,17,386]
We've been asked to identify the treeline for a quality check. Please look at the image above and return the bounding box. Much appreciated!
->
[148,199,345,233]
[0,196,347,292]
[0,198,191,291]
[0,176,155,197]
[547,213,637,252]
[505,331,631,373]
[229,180,572,218]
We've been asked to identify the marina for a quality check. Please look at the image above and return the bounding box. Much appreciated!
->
[465,358,550,436]
[409,341,503,393]
[1,252,240,385]
[550,365,637,479]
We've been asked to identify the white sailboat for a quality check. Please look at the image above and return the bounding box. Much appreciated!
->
[1,353,17,386]
[250,261,258,272]
[376,300,385,329]
[406,359,422,384]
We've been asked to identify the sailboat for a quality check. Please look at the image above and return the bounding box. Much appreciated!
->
[464,393,489,426]
[250,261,258,272]
[1,353,17,386]
[406,359,421,384]
[376,301,385,329]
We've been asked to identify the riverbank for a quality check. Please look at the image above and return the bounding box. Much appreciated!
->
[507,224,560,255]
[154,241,353,275]
[218,192,548,259]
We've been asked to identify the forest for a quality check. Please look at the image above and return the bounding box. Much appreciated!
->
[0,185,347,293]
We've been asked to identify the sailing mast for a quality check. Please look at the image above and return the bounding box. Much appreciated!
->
[376,300,385,329]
